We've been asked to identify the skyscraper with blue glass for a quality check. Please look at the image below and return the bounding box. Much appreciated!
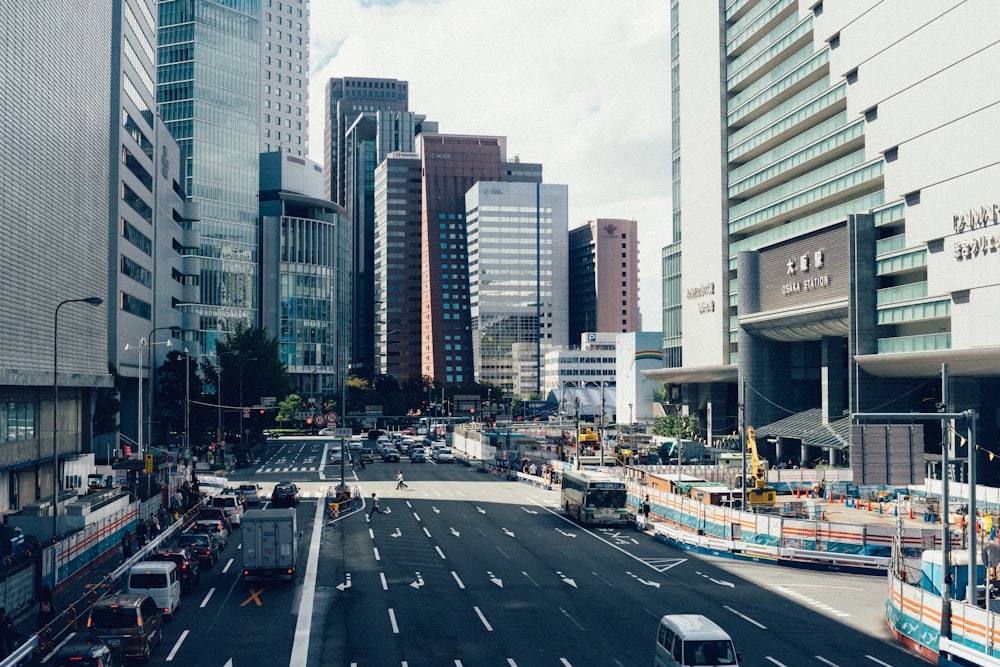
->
[158,0,262,347]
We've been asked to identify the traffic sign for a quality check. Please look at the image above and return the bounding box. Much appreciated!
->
[144,453,153,473]
[314,414,326,426]
[326,412,338,424]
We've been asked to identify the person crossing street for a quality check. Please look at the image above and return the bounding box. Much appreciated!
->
[396,470,408,490]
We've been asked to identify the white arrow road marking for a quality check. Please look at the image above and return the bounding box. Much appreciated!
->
[410,571,424,589]
[556,571,577,588]
[488,571,503,588]
[432,506,440,513]
[450,527,460,537]
[556,528,577,538]
[391,528,402,538]
[697,570,735,588]
[220,660,231,667]
[503,528,515,537]
[477,506,486,514]
[521,507,538,514]
[626,571,661,588]
[336,573,352,591]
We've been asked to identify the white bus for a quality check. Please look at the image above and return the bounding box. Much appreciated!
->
[560,468,628,525]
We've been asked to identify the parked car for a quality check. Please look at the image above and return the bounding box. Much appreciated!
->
[381,447,400,462]
[271,482,298,508]
[177,532,219,567]
[238,483,263,505]
[192,519,229,548]
[86,594,163,664]
[146,547,201,593]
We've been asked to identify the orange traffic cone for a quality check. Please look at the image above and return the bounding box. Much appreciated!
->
[867,500,872,511]
[821,510,826,521]
[909,507,914,520]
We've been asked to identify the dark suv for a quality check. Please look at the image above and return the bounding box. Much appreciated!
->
[146,547,201,593]
[271,482,298,508]
[86,594,163,664]
[177,532,219,567]
[53,641,125,667]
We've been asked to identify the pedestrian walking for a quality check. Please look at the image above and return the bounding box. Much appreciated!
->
[368,493,381,519]
[149,514,160,538]
[396,470,407,490]
[121,529,133,562]
[157,504,167,527]
[135,517,147,547]
[642,495,651,522]
[36,585,54,628]
[0,607,18,658]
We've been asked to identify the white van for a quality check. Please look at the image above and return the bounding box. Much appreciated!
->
[654,614,739,666]
[126,561,181,619]
[211,494,243,526]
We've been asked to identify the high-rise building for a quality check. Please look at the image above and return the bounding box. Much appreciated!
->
[467,182,569,397]
[323,77,409,205]
[0,4,113,512]
[259,152,349,401]
[417,134,543,386]
[373,152,424,383]
[568,219,640,343]
[260,0,310,156]
[158,0,261,347]
[648,0,1000,484]
[345,110,433,379]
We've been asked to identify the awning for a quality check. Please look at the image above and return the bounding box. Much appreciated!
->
[855,346,1000,378]
[642,364,738,385]
[754,408,852,451]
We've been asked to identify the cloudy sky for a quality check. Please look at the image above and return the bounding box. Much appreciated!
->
[308,0,671,329]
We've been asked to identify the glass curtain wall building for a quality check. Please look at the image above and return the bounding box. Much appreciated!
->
[158,0,261,348]
[467,182,569,397]
[650,0,1000,484]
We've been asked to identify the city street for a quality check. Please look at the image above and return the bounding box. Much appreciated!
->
[90,444,928,667]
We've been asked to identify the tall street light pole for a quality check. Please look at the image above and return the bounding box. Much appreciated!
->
[145,327,177,457]
[240,357,257,454]
[215,350,238,467]
[52,296,103,582]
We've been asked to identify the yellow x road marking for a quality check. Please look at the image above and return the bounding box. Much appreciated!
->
[241,587,266,607]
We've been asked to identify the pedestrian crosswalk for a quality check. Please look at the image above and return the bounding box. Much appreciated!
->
[255,466,321,473]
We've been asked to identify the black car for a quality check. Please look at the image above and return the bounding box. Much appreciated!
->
[381,447,400,462]
[177,532,219,567]
[197,506,232,531]
[146,547,201,593]
[271,482,298,507]
[53,641,125,667]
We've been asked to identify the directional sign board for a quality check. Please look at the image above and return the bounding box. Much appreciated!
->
[144,453,153,473]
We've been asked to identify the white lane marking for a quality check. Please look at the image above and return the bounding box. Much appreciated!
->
[435,546,446,559]
[389,608,400,634]
[413,512,421,521]
[289,483,326,667]
[865,657,894,666]
[164,629,189,661]
[474,606,493,631]
[374,547,381,561]
[452,570,465,589]
[559,660,573,667]
[221,558,234,573]
[199,587,215,608]
[507,660,518,667]
[765,658,788,666]
[380,572,388,590]
[724,605,767,629]
[424,527,433,538]
[816,656,840,667]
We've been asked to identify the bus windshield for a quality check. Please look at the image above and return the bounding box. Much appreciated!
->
[587,488,627,508]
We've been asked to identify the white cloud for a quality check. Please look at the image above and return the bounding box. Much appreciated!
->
[309,0,671,329]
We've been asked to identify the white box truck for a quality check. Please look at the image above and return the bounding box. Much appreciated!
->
[241,508,298,581]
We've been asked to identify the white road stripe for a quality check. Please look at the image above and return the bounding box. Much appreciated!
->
[199,587,215,608]
[389,608,400,633]
[452,570,465,589]
[288,482,326,667]
[474,606,493,631]
[165,629,189,661]
[435,546,446,559]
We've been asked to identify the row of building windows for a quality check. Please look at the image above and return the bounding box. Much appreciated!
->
[0,401,35,444]
[121,254,152,288]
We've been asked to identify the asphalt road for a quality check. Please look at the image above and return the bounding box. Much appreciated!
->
[83,438,930,667]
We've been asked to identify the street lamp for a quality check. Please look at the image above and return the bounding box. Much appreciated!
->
[145,327,178,454]
[126,336,172,499]
[239,357,257,452]
[52,296,103,566]
[214,350,239,466]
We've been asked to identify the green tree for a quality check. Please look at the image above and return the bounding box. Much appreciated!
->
[276,394,304,424]
[93,363,122,436]
[156,350,208,439]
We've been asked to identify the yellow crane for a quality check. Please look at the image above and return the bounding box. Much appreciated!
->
[745,426,777,506]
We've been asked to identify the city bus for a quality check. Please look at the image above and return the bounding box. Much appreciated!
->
[560,468,629,525]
